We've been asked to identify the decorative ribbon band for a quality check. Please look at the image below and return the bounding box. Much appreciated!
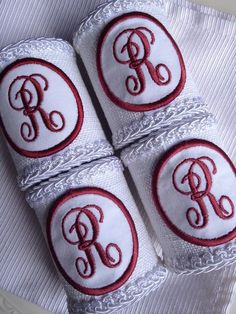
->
[121,113,216,165]
[114,96,207,149]
[18,140,114,190]
[73,0,164,45]
[26,157,123,204]
[67,264,167,314]
[0,38,75,67]
[164,240,236,275]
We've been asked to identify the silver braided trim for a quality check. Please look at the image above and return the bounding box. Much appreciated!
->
[68,265,167,314]
[73,0,164,47]
[121,113,216,165]
[0,37,75,67]
[113,97,207,149]
[165,240,236,275]
[26,157,123,204]
[18,140,114,191]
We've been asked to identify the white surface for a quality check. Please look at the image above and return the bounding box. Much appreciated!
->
[0,0,236,314]
[192,0,236,14]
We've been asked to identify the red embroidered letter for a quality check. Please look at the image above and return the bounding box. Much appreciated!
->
[0,58,83,158]
[9,74,65,142]
[173,157,234,229]
[97,12,186,112]
[62,205,122,279]
[152,140,236,246]
[113,27,171,96]
[47,188,138,295]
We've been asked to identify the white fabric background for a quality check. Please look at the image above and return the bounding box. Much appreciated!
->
[0,0,235,313]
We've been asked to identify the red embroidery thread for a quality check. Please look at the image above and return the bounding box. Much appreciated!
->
[173,157,234,229]
[152,139,236,247]
[8,74,65,142]
[113,27,171,96]
[97,12,186,112]
[47,187,139,295]
[0,58,84,158]
[62,205,122,279]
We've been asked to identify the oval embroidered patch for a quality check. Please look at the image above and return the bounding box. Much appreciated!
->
[0,58,83,158]
[152,139,236,246]
[97,12,186,112]
[47,187,138,295]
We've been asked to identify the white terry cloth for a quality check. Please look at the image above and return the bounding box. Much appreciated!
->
[0,0,235,314]
[0,38,113,190]
[26,156,167,313]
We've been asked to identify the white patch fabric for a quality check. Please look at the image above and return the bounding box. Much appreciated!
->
[97,12,186,112]
[47,188,138,295]
[0,58,83,156]
[153,139,236,247]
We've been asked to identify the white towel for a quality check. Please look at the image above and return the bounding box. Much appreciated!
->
[73,0,206,150]
[0,38,113,190]
[122,113,236,274]
[26,156,167,313]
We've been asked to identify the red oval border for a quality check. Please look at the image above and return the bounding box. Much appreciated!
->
[0,58,84,158]
[97,12,186,112]
[152,139,236,247]
[47,187,139,296]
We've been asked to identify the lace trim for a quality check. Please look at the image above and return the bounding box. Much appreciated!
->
[165,240,236,275]
[0,37,75,66]
[18,140,113,190]
[113,97,207,149]
[26,157,123,204]
[73,0,164,46]
[67,265,167,314]
[121,113,216,165]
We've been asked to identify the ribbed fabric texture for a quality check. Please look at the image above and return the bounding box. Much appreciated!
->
[0,0,235,314]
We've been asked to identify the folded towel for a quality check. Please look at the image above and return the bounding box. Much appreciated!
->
[26,156,167,313]
[73,0,207,149]
[121,113,236,274]
[0,38,113,190]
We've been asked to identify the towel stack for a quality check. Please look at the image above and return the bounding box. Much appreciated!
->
[0,35,166,313]
[73,0,236,276]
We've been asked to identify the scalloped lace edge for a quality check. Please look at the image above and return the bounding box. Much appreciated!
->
[113,97,207,149]
[67,264,167,314]
[0,37,75,66]
[165,240,236,275]
[73,0,164,47]
[18,140,113,191]
[121,113,216,165]
[26,157,123,203]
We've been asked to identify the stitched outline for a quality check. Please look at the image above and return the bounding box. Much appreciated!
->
[97,12,186,112]
[152,139,236,247]
[0,58,84,158]
[47,187,139,296]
